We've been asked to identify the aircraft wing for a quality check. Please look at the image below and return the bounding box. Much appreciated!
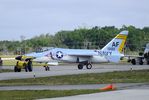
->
[67,54,95,57]
[65,50,97,57]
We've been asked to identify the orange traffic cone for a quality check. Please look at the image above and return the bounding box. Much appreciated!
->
[100,84,116,91]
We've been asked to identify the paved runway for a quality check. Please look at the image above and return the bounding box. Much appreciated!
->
[39,89,149,100]
[0,64,149,80]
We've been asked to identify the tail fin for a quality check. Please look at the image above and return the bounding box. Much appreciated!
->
[101,31,128,54]
[101,31,128,63]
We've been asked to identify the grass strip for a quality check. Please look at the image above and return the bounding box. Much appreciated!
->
[0,69,14,73]
[0,70,149,86]
[0,89,100,100]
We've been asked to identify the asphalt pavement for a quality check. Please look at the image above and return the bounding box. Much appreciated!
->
[0,64,149,80]
[39,89,149,100]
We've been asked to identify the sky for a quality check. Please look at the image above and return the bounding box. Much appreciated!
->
[0,0,149,41]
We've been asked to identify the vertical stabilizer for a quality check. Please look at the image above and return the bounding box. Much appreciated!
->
[101,31,128,63]
[101,31,128,54]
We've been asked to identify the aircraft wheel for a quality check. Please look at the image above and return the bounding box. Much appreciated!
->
[14,66,21,72]
[46,66,50,71]
[131,59,136,65]
[139,60,143,65]
[78,64,83,70]
[138,58,143,65]
[17,68,21,72]
[147,61,149,65]
[86,63,92,69]
[44,66,50,71]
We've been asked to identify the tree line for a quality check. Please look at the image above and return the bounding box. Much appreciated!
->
[0,25,149,55]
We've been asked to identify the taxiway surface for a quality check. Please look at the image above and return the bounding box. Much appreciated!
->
[0,64,149,80]
[39,89,149,100]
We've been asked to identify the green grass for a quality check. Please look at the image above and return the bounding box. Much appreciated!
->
[0,69,14,73]
[0,89,100,100]
[2,60,17,66]
[1,70,149,86]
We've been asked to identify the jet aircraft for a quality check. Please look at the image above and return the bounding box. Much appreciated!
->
[127,43,149,65]
[48,31,128,69]
[15,31,128,71]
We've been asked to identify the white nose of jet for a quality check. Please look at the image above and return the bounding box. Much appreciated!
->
[33,56,58,65]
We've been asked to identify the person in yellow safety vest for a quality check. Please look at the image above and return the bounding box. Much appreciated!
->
[43,63,50,71]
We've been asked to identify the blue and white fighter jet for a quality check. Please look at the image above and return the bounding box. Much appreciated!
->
[15,31,128,70]
[49,31,128,69]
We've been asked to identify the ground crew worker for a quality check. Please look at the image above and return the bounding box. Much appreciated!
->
[27,59,33,72]
[0,57,3,69]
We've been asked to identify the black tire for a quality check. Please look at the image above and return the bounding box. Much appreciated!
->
[139,61,143,65]
[78,64,83,70]
[14,66,21,72]
[45,67,50,71]
[144,53,148,58]
[139,60,143,65]
[131,59,136,65]
[45,67,48,71]
[147,61,149,65]
[47,66,50,71]
[86,63,92,69]
[17,68,21,72]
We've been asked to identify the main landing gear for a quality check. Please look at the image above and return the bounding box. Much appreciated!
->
[77,61,92,70]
